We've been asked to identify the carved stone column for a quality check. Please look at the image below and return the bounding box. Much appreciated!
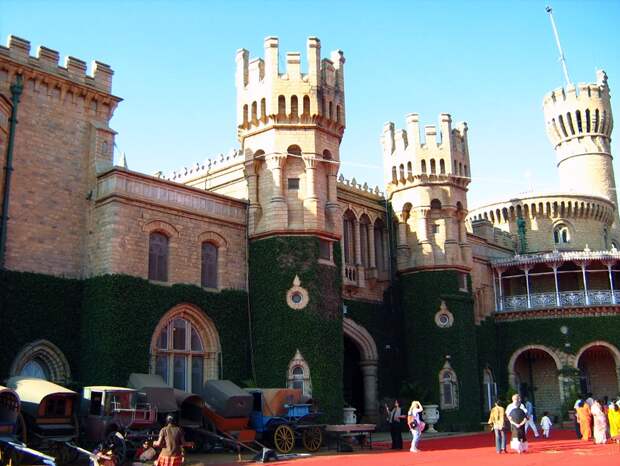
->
[326,163,340,232]
[244,160,261,233]
[265,153,287,229]
[359,360,379,423]
[303,154,320,229]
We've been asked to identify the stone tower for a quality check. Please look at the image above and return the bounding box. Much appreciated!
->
[382,113,472,271]
[543,70,616,217]
[236,37,345,238]
[382,113,481,428]
[240,38,346,422]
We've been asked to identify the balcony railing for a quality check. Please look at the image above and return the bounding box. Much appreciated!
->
[499,290,620,312]
[344,265,358,286]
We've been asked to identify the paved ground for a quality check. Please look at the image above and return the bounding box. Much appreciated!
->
[180,430,619,466]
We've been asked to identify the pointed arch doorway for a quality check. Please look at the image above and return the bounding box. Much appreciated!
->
[343,318,379,423]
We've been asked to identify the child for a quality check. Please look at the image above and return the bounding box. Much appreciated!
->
[540,411,553,438]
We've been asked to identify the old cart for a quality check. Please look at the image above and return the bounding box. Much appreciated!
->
[0,385,56,466]
[246,388,324,454]
[127,374,209,453]
[79,385,158,463]
[6,378,79,465]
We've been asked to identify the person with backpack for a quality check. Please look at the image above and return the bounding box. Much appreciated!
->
[407,400,425,453]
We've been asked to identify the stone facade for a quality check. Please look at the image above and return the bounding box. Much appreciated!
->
[2,33,620,428]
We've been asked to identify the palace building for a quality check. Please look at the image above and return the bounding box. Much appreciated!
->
[1,34,618,429]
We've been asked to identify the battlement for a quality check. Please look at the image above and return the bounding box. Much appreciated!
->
[337,173,384,198]
[382,113,470,188]
[159,149,243,183]
[0,35,114,94]
[236,36,344,89]
[236,37,345,135]
[543,70,613,148]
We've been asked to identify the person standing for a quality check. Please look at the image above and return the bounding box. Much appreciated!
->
[523,397,539,438]
[591,399,608,444]
[487,400,507,453]
[540,412,553,438]
[385,399,404,449]
[506,394,528,453]
[407,401,425,453]
[607,400,620,441]
[573,395,584,439]
[576,400,592,441]
[154,415,186,466]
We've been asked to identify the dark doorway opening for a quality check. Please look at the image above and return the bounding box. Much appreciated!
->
[343,336,364,421]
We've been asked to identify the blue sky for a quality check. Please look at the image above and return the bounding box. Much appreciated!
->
[1,0,619,207]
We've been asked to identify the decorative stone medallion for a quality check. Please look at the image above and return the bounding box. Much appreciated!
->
[434,301,454,328]
[286,275,309,310]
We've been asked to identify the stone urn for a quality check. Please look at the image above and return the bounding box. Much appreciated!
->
[343,407,357,424]
[422,404,440,433]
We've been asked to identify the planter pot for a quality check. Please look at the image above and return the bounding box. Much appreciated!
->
[422,404,440,433]
[343,407,357,424]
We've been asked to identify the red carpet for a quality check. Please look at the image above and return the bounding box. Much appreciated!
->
[222,430,619,465]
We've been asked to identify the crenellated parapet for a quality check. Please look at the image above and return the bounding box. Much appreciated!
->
[236,36,345,144]
[337,174,384,198]
[0,35,120,118]
[159,149,243,183]
[382,113,470,194]
[542,70,617,213]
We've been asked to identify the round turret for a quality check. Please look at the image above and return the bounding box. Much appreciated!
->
[543,70,616,209]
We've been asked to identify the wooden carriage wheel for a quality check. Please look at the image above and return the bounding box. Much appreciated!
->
[301,427,323,452]
[273,424,295,453]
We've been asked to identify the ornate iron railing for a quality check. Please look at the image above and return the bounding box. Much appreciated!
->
[499,289,620,312]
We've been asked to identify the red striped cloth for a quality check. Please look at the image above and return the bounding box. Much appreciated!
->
[155,455,183,466]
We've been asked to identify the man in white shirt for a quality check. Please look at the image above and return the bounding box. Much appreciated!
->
[506,394,527,417]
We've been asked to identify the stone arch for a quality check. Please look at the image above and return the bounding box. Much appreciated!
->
[10,339,72,384]
[574,341,620,368]
[508,344,562,376]
[343,317,379,422]
[286,349,312,397]
[198,230,228,250]
[142,220,179,237]
[150,303,221,383]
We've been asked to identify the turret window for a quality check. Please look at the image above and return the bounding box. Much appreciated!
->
[553,224,570,244]
[149,232,169,282]
[288,178,300,190]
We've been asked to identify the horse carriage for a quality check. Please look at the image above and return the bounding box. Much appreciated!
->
[5,378,79,465]
[246,388,324,454]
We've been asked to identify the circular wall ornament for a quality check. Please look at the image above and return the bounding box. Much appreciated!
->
[434,301,454,328]
[286,275,309,310]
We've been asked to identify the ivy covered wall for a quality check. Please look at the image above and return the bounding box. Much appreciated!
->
[249,236,344,423]
[400,270,482,431]
[80,275,250,387]
[0,270,83,384]
[1,270,250,388]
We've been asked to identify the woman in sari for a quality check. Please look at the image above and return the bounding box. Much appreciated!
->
[591,400,608,444]
[576,400,592,441]
[608,400,620,441]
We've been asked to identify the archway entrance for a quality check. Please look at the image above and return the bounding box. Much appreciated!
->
[510,347,562,417]
[343,336,364,418]
[342,318,379,423]
[576,343,620,398]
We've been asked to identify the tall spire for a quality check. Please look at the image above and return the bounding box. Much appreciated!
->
[545,6,572,86]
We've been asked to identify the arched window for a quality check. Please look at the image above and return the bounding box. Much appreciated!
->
[290,95,298,118]
[260,98,266,120]
[149,232,169,282]
[421,160,427,174]
[152,308,221,394]
[201,242,218,289]
[343,211,356,266]
[553,224,570,244]
[278,95,286,117]
[242,104,248,126]
[439,159,446,174]
[374,219,386,272]
[482,369,497,413]
[439,364,459,410]
[359,216,371,267]
[302,95,310,117]
[322,149,332,160]
[329,101,333,120]
[251,101,257,122]
[336,105,341,123]
[430,199,442,211]
[430,159,436,174]
[287,350,312,397]
[10,340,72,384]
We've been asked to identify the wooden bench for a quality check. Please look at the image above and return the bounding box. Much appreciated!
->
[325,424,376,452]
